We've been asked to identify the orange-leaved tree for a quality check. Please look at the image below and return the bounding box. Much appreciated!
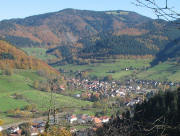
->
[39,127,72,136]
[0,120,3,136]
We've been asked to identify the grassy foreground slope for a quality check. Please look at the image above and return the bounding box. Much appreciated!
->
[0,70,92,124]
[137,61,180,82]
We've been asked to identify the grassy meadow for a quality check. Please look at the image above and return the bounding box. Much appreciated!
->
[57,58,180,82]
[21,47,56,61]
[56,59,152,80]
[137,61,180,82]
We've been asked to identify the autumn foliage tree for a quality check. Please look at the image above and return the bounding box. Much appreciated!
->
[33,80,39,89]
[39,127,72,136]
[0,120,3,126]
[0,120,3,136]
[1,67,13,76]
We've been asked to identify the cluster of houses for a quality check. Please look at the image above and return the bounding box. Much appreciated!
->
[135,79,179,87]
[68,78,179,94]
[2,114,110,136]
[3,121,45,136]
[67,78,158,106]
[66,114,110,125]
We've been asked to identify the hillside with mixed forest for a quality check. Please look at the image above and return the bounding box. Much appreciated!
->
[151,37,180,65]
[0,40,58,74]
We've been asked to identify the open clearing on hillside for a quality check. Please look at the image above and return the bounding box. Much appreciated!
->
[21,48,56,61]
[56,59,152,80]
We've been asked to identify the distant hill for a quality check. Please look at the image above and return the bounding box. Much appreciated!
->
[0,40,59,74]
[0,9,164,47]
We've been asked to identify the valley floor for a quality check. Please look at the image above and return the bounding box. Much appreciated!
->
[57,59,180,82]
[56,58,151,80]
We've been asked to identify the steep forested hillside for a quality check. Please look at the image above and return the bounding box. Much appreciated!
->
[0,40,58,74]
[151,37,180,65]
[79,34,159,57]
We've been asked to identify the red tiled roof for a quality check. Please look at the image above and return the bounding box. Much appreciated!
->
[93,117,102,124]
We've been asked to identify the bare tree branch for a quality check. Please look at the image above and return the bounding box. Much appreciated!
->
[133,0,180,21]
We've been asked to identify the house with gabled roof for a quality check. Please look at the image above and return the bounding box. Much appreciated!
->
[68,115,78,124]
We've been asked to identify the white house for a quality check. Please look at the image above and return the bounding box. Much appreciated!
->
[101,117,110,123]
[118,92,126,96]
[0,126,3,132]
[136,86,141,90]
[75,94,81,98]
[9,126,20,133]
[77,119,86,124]
[68,115,78,124]
[30,128,39,136]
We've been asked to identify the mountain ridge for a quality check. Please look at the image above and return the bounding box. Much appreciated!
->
[0,8,157,47]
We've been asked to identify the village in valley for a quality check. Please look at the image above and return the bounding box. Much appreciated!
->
[66,76,178,105]
[0,66,179,136]
[0,62,179,135]
[1,68,179,136]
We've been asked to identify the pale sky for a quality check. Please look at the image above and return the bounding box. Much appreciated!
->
[0,0,179,20]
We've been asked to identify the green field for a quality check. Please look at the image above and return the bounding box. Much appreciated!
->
[21,47,57,61]
[137,61,180,82]
[56,59,152,80]
[0,70,92,124]
[56,59,180,82]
